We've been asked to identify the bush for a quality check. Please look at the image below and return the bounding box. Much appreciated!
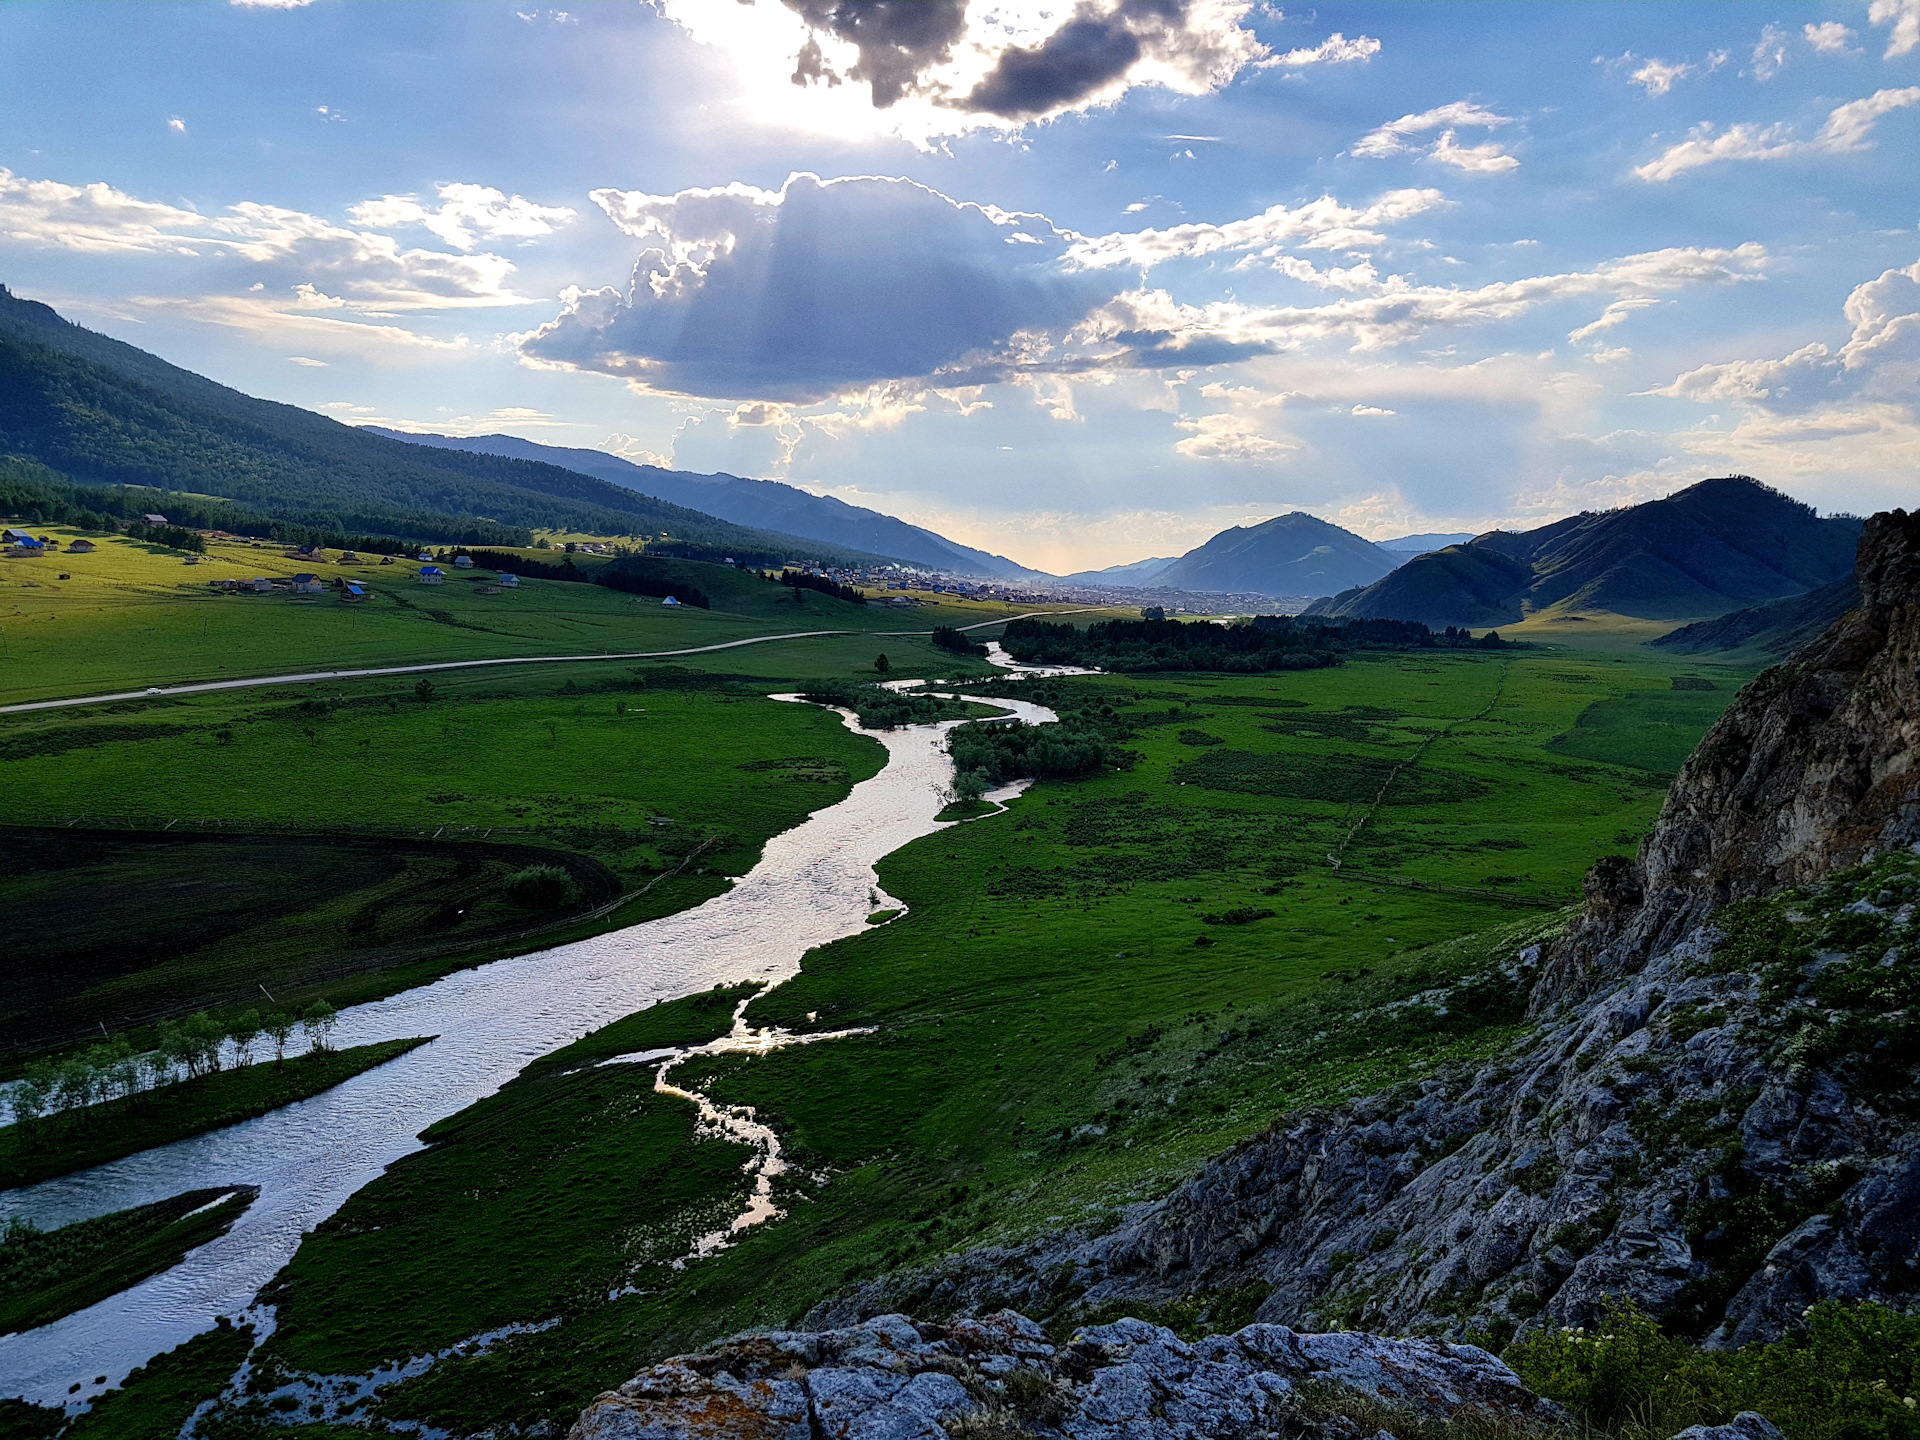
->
[1506,1299,1920,1440]
[504,864,577,910]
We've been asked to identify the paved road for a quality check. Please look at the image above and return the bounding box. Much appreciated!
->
[0,609,1101,716]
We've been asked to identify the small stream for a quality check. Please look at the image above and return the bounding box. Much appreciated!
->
[0,695,1053,1407]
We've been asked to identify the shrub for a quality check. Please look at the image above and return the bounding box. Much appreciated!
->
[504,864,577,909]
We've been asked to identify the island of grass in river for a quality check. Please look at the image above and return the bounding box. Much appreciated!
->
[0,1038,431,1190]
[1,1186,256,1335]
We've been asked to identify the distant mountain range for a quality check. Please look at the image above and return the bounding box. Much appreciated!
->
[370,430,1038,581]
[1153,512,1400,597]
[1306,478,1862,628]
[0,287,895,566]
[1376,531,1474,556]
[1058,556,1179,587]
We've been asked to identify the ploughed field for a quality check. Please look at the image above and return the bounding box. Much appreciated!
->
[0,589,1759,1435]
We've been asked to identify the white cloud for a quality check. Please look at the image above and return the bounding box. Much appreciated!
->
[229,0,312,7]
[1353,101,1514,158]
[1628,57,1694,97]
[657,0,1293,145]
[126,293,473,358]
[347,183,575,251]
[1804,21,1858,54]
[0,166,547,309]
[1870,0,1920,58]
[1633,87,1920,180]
[1063,187,1446,268]
[286,355,327,367]
[1750,22,1791,79]
[1263,32,1381,67]
[1173,409,1296,460]
[167,115,187,134]
[1350,403,1395,416]
[1428,130,1519,173]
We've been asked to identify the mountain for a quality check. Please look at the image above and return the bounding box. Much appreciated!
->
[1152,512,1400,597]
[1305,478,1862,628]
[1376,530,1475,556]
[1058,556,1179,587]
[0,286,889,565]
[368,429,1035,580]
[1652,574,1862,657]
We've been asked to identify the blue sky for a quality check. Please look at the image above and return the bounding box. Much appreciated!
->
[2,0,1915,571]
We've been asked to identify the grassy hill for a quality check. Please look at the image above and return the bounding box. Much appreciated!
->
[1309,478,1862,628]
[0,286,892,566]
[1155,511,1399,597]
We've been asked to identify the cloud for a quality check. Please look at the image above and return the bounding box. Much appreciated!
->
[1063,187,1446,268]
[229,0,312,7]
[1648,259,1920,419]
[126,293,473,358]
[1633,87,1920,180]
[1429,130,1519,173]
[1353,101,1513,158]
[1750,22,1790,79]
[1353,101,1517,170]
[658,0,1358,142]
[1263,31,1380,67]
[167,115,187,134]
[521,171,1107,401]
[1804,21,1858,55]
[0,166,549,309]
[1350,403,1394,416]
[287,355,327,366]
[1173,409,1296,460]
[1870,0,1920,58]
[1628,57,1694,96]
[347,183,575,251]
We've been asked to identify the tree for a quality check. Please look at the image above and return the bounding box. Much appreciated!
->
[228,1009,262,1066]
[183,1012,226,1074]
[302,999,339,1053]
[954,769,991,804]
[264,1011,295,1063]
[415,677,436,704]
[53,1055,96,1116]
[874,653,891,673]
[10,1064,53,1128]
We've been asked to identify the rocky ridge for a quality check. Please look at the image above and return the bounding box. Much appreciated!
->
[569,1310,1564,1440]
[803,511,1920,1350]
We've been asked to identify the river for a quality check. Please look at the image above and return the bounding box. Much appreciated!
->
[0,695,1054,1407]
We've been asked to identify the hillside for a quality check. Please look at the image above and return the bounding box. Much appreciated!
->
[1153,511,1399,596]
[1652,573,1862,656]
[1060,555,1179,586]
[1307,478,1861,627]
[1377,529,1475,556]
[0,287,886,565]
[370,429,1034,579]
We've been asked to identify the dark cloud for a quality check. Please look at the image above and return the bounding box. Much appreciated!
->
[522,173,1114,401]
[781,0,968,108]
[961,11,1143,119]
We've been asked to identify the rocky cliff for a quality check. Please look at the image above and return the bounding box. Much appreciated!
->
[801,510,1920,1352]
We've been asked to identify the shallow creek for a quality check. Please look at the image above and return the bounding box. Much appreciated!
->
[0,695,1053,1406]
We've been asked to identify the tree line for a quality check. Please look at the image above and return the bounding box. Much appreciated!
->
[6,1002,341,1128]
[1000,614,1506,672]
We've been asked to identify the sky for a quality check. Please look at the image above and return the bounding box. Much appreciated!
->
[1,1,1916,573]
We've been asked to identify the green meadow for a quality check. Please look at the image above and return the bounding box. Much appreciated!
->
[231,639,1759,1434]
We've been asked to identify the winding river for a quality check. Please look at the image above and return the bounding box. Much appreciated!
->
[0,695,1054,1407]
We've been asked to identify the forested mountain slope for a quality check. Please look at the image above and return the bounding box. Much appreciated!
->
[1307,479,1861,627]
[0,286,885,563]
[372,428,1036,579]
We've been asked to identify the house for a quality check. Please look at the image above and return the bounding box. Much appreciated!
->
[339,550,361,563]
[66,539,96,554]
[2,528,34,544]
[498,572,519,588]
[5,536,46,557]
[416,550,433,562]
[418,565,445,585]
[453,554,474,568]
[341,583,367,603]
[379,555,395,565]
[290,572,324,594]
[142,512,168,525]
[248,577,272,592]
[662,595,681,607]
[289,544,325,560]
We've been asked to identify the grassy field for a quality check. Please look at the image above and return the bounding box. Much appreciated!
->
[0,665,893,1057]
[0,1038,430,1190]
[0,526,1084,704]
[1,1186,255,1335]
[217,637,1763,1434]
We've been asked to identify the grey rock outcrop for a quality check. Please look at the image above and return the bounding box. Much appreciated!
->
[801,511,1920,1349]
[569,1310,1563,1440]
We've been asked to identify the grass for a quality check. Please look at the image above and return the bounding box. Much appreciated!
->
[2,1187,255,1334]
[0,1038,430,1190]
[0,666,887,1058]
[0,1319,255,1440]
[1546,684,1739,775]
[201,641,1763,1435]
[0,526,1085,704]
